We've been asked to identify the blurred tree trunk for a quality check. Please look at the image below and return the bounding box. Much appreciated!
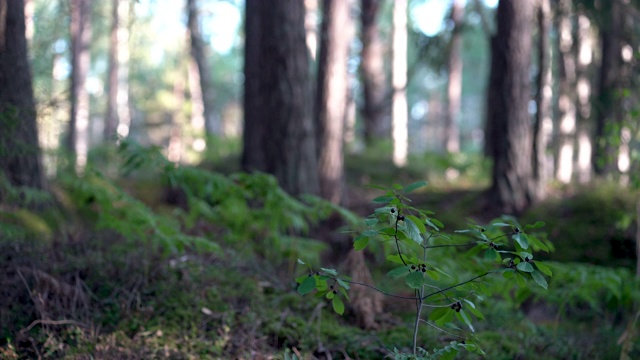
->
[574,13,594,183]
[187,0,217,142]
[487,0,535,214]
[392,0,408,167]
[360,0,386,145]
[305,0,319,61]
[67,0,91,172]
[104,0,119,142]
[554,0,576,184]
[0,0,45,190]
[241,0,319,196]
[241,0,265,173]
[444,0,464,154]
[593,1,622,176]
[533,0,552,199]
[315,0,351,204]
[116,0,130,139]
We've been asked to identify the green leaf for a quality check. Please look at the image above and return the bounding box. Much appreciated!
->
[321,268,338,276]
[428,217,445,229]
[428,307,449,322]
[513,233,529,250]
[439,347,459,360]
[297,259,306,265]
[372,196,395,204]
[353,235,369,250]
[332,297,345,315]
[484,248,498,261]
[298,276,316,295]
[387,265,411,278]
[525,221,545,229]
[402,217,423,244]
[515,273,526,287]
[336,279,350,289]
[364,218,378,226]
[531,270,548,289]
[425,269,440,280]
[435,307,455,326]
[406,215,426,234]
[403,180,428,194]
[463,300,485,319]
[325,291,334,299]
[406,271,424,289]
[516,262,534,272]
[534,261,553,276]
[457,309,474,332]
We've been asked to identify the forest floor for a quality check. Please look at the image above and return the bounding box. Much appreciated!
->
[1,150,639,359]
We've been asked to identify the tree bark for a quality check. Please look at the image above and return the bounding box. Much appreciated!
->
[187,0,217,139]
[316,0,351,204]
[104,0,119,142]
[554,0,576,184]
[392,0,408,167]
[444,0,464,154]
[574,13,594,183]
[533,0,552,199]
[241,0,319,196]
[487,0,535,214]
[0,0,45,190]
[593,1,622,176]
[67,0,91,172]
[360,0,386,145]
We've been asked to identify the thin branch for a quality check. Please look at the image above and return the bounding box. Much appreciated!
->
[20,319,90,334]
[333,278,416,300]
[420,319,464,339]
[425,241,477,249]
[422,271,494,300]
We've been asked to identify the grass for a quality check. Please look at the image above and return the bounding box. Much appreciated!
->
[1,148,639,359]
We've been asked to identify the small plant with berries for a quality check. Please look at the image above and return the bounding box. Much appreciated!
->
[296,181,553,359]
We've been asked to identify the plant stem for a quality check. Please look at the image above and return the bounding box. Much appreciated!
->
[413,287,423,355]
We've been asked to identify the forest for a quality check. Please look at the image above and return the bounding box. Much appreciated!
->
[1,0,639,358]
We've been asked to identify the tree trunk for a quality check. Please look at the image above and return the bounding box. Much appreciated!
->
[392,0,408,167]
[241,0,319,196]
[360,0,386,145]
[554,0,576,184]
[67,0,91,172]
[315,0,351,204]
[574,13,594,183]
[487,0,535,214]
[104,0,118,142]
[444,0,464,154]
[116,0,130,139]
[593,1,622,176]
[187,0,217,140]
[0,0,45,190]
[533,0,552,199]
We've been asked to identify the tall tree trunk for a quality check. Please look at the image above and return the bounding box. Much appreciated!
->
[487,0,535,214]
[67,0,91,173]
[533,0,552,199]
[0,0,45,191]
[241,0,265,173]
[554,0,576,184]
[444,0,464,154]
[241,0,319,196]
[305,0,319,61]
[316,0,351,204]
[104,0,118,142]
[187,0,217,141]
[360,0,386,145]
[392,0,408,167]
[593,1,622,176]
[574,13,594,183]
[116,0,130,139]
